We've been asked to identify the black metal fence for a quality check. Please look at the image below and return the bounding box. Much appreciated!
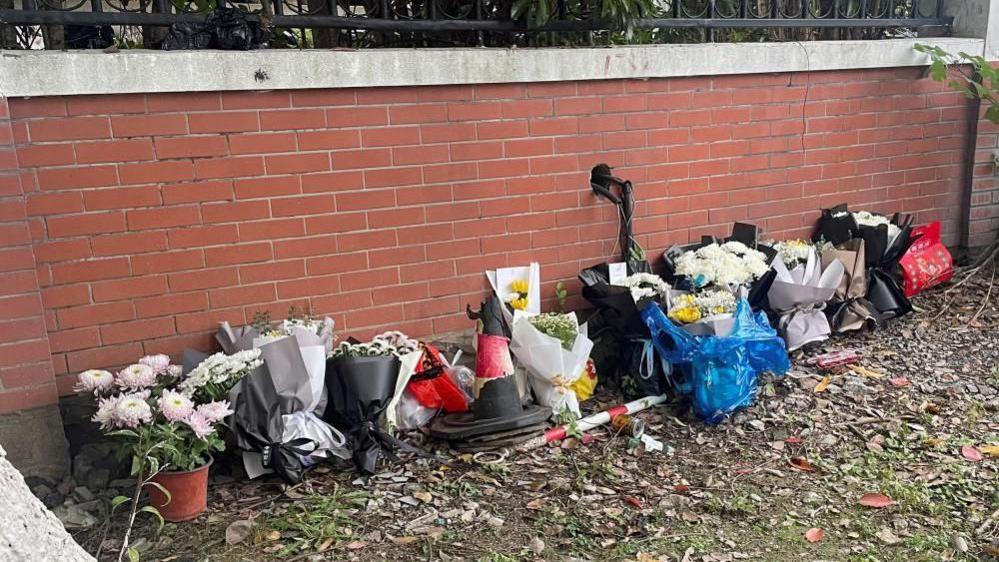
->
[0,0,952,49]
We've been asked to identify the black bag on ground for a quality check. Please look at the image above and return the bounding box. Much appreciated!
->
[65,25,114,49]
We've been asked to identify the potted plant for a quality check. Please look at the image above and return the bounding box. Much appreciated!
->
[324,336,404,474]
[77,351,258,523]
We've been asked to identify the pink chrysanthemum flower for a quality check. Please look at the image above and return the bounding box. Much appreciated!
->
[112,391,152,428]
[92,393,122,429]
[195,400,233,424]
[139,354,171,374]
[75,369,115,394]
[185,411,215,439]
[157,389,195,423]
[115,364,157,390]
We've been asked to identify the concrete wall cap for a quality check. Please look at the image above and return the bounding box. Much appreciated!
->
[0,37,985,98]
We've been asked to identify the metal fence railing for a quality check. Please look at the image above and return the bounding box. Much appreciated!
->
[0,0,952,50]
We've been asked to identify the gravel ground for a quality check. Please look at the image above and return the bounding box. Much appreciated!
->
[74,266,999,562]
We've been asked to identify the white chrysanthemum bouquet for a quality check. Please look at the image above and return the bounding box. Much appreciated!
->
[674,241,770,289]
[78,353,235,473]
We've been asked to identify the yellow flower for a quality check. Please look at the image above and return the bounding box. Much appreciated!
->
[510,279,529,296]
[668,306,701,324]
[510,297,528,311]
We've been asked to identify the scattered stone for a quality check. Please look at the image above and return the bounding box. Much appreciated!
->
[73,486,96,503]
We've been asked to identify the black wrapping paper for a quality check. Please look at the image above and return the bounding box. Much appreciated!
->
[323,355,400,475]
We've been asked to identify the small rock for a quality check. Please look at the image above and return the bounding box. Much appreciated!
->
[486,516,504,528]
[73,486,96,503]
[952,535,968,553]
[54,505,99,529]
[747,420,765,431]
[528,537,545,554]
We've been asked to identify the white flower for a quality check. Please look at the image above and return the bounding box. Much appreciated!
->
[157,389,194,423]
[115,364,157,390]
[138,354,171,374]
[92,393,122,429]
[675,242,770,289]
[75,369,114,394]
[113,391,153,428]
[853,211,901,244]
[178,349,262,397]
[774,240,813,267]
[195,401,233,423]
[167,365,183,377]
[620,272,669,303]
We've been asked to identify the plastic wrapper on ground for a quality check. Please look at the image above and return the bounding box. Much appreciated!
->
[642,299,789,424]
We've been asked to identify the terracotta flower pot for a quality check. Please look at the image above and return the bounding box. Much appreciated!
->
[148,457,212,522]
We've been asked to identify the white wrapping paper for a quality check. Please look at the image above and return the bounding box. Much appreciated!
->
[486,263,541,326]
[509,313,593,417]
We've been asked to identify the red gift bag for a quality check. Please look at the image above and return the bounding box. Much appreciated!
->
[899,221,953,297]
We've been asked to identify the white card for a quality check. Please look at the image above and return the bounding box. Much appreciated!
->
[608,262,628,285]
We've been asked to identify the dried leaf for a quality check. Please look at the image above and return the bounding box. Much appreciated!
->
[789,457,816,472]
[413,491,433,503]
[622,495,644,509]
[390,536,419,546]
[805,528,824,543]
[858,493,894,508]
[345,541,368,550]
[225,520,252,545]
[264,530,281,541]
[814,376,831,393]
[526,498,545,510]
[961,445,983,462]
[889,376,910,387]
[317,538,334,552]
[981,444,999,458]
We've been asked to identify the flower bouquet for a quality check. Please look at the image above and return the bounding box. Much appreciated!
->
[578,261,673,399]
[77,355,232,522]
[813,204,915,321]
[773,239,814,270]
[665,288,738,337]
[642,299,790,424]
[509,312,594,417]
[324,334,407,474]
[766,247,845,351]
[486,263,540,325]
[820,239,881,333]
[227,337,349,484]
[664,223,776,288]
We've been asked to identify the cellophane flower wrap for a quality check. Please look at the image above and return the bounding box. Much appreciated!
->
[665,288,740,336]
[77,357,232,474]
[766,246,845,351]
[510,312,594,417]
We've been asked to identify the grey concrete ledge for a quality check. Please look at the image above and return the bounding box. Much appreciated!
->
[0,37,985,98]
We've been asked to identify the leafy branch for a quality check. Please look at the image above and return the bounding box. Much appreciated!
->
[915,44,999,123]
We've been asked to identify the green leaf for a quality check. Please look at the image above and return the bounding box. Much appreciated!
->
[929,60,946,82]
[143,481,172,506]
[110,495,131,513]
[127,547,140,562]
[139,505,166,533]
[985,105,999,124]
[108,429,140,439]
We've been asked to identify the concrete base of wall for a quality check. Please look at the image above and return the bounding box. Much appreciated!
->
[0,405,71,480]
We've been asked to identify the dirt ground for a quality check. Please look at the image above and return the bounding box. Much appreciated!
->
[74,266,999,562]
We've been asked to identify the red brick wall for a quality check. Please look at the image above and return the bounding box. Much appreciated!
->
[0,96,60,412]
[5,66,993,402]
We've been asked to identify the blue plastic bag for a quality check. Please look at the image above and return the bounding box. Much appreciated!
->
[641,299,789,424]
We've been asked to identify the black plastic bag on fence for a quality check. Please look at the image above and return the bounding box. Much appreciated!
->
[162,22,214,51]
[162,8,269,51]
[65,25,114,49]
[208,7,269,50]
